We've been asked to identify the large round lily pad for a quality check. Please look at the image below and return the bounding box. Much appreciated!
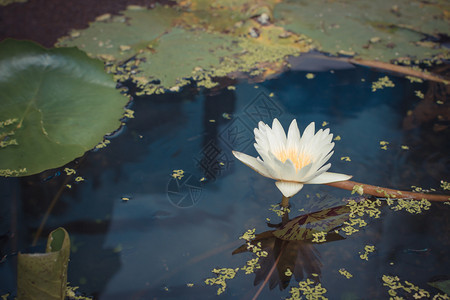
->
[0,39,129,177]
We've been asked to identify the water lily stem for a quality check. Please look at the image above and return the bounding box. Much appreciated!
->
[280,196,290,208]
[326,180,449,202]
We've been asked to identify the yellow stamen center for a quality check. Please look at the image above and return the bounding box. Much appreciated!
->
[274,149,312,171]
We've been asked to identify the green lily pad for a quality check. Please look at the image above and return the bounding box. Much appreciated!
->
[57,5,312,95]
[428,279,450,295]
[57,5,179,63]
[274,0,449,62]
[0,0,27,6]
[0,39,129,177]
[135,27,241,89]
[17,227,71,300]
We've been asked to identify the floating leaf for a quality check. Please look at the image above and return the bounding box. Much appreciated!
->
[273,205,350,241]
[0,0,27,6]
[0,39,129,176]
[17,227,70,300]
[428,279,450,295]
[57,5,312,95]
[136,27,240,90]
[57,6,179,63]
[233,230,323,290]
[274,0,449,62]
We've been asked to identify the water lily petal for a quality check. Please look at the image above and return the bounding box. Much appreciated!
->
[275,181,304,198]
[254,123,270,150]
[286,119,301,150]
[302,162,331,182]
[254,143,285,179]
[233,118,352,198]
[256,154,280,180]
[297,122,316,153]
[314,150,334,169]
[268,118,286,154]
[267,151,295,179]
[293,163,313,182]
[302,122,316,139]
[279,158,298,181]
[305,171,352,184]
[232,151,273,179]
[314,142,334,160]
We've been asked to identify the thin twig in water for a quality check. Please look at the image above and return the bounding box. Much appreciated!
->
[252,241,285,300]
[32,174,73,246]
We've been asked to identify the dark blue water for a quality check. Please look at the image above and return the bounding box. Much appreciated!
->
[1,59,449,299]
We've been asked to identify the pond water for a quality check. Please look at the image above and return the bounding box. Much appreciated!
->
[1,56,449,299]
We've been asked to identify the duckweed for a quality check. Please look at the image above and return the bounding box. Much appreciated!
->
[269,204,290,217]
[372,76,395,92]
[312,232,327,243]
[286,279,328,300]
[204,268,240,295]
[415,90,425,99]
[338,268,353,279]
[171,169,184,180]
[359,245,375,261]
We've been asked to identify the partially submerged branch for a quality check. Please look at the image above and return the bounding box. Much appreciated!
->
[326,180,449,202]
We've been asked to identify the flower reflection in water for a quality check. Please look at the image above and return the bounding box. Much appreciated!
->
[232,202,352,291]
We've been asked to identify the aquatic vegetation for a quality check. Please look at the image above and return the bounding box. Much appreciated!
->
[232,119,351,198]
[371,76,395,92]
[204,267,239,295]
[387,198,431,214]
[17,228,70,300]
[64,168,76,176]
[0,39,129,177]
[382,275,436,299]
[379,141,389,150]
[351,185,364,196]
[239,228,257,241]
[339,198,381,236]
[273,204,351,241]
[171,169,185,180]
[95,139,111,150]
[338,268,353,279]
[359,245,375,261]
[273,0,449,62]
[58,4,313,95]
[286,278,328,300]
[415,90,425,99]
[0,0,26,5]
[406,76,424,83]
[269,204,290,217]
[66,286,93,300]
[311,232,327,243]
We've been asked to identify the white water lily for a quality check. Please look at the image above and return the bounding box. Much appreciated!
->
[232,118,352,198]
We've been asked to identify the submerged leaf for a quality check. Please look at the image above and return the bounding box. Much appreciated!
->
[428,279,450,295]
[233,230,323,290]
[0,39,129,176]
[273,205,350,241]
[17,228,70,300]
